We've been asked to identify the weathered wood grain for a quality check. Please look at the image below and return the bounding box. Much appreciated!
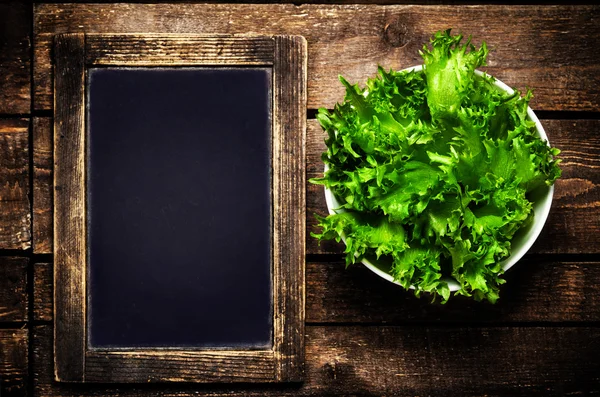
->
[53,33,86,383]
[33,263,52,322]
[33,325,600,396]
[306,260,600,323]
[0,258,28,323]
[539,119,600,254]
[31,118,52,253]
[84,351,276,384]
[0,119,31,250]
[0,2,30,114]
[272,35,307,383]
[86,34,275,65]
[33,118,53,254]
[0,328,28,397]
[305,326,600,396]
[307,119,600,255]
[34,4,600,111]
[34,260,600,324]
[20,0,556,4]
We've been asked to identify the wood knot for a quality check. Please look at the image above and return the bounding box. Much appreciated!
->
[384,18,410,48]
[323,361,339,380]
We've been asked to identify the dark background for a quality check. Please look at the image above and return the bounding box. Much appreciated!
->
[87,68,272,348]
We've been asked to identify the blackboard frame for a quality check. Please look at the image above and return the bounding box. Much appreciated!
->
[53,33,306,383]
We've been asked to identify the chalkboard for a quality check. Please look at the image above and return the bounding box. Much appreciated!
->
[87,67,273,348]
[53,33,305,383]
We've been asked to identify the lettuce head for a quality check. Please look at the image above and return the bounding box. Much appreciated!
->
[311,29,561,304]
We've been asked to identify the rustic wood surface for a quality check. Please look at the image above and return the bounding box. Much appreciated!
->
[272,35,307,382]
[34,260,600,324]
[305,260,600,323]
[0,328,28,397]
[53,32,87,383]
[33,325,600,396]
[0,258,28,323]
[84,351,277,384]
[0,3,30,114]
[34,4,600,111]
[0,119,30,251]
[0,2,599,396]
[34,263,53,322]
[85,34,277,65]
[33,117,53,254]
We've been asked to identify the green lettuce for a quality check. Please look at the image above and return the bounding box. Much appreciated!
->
[311,29,561,303]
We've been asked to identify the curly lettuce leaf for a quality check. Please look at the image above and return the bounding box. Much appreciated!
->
[311,30,561,304]
[311,212,450,301]
[421,29,488,120]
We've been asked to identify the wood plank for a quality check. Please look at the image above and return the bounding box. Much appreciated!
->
[0,328,28,397]
[306,260,600,323]
[0,3,30,114]
[272,35,307,382]
[34,260,600,324]
[33,325,600,396]
[33,263,52,322]
[538,119,600,254]
[34,4,600,111]
[33,118,53,254]
[0,119,31,250]
[307,119,600,255]
[53,33,86,383]
[84,351,276,383]
[0,258,28,323]
[305,326,600,396]
[86,34,275,65]
[23,0,547,4]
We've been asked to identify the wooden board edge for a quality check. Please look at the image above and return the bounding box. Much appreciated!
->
[33,117,54,254]
[0,257,29,322]
[272,35,308,383]
[83,350,277,383]
[53,32,87,383]
[85,34,276,66]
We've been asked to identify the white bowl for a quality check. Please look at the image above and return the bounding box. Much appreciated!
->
[323,65,554,292]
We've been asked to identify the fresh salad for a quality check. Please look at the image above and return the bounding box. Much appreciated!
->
[311,30,561,303]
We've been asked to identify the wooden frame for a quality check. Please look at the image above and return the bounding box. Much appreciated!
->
[53,33,306,383]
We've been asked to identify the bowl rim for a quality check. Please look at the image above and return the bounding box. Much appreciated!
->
[322,65,555,291]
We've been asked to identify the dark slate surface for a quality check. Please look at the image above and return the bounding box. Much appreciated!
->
[87,67,272,348]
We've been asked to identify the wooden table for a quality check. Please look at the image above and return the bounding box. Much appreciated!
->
[1,2,599,396]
